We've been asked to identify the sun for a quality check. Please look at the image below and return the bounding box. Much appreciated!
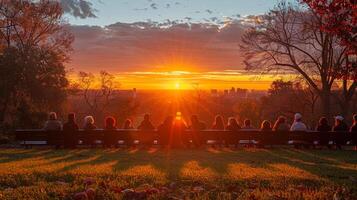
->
[175,82,181,89]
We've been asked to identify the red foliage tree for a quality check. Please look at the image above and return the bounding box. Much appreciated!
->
[302,0,356,53]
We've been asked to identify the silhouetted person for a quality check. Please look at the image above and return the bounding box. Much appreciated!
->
[351,114,357,133]
[63,113,79,131]
[83,116,96,130]
[290,113,307,131]
[226,117,241,131]
[157,116,174,146]
[105,116,117,130]
[171,116,187,148]
[260,120,272,131]
[63,113,79,148]
[137,114,155,130]
[272,116,290,131]
[44,112,62,131]
[122,119,134,129]
[242,119,255,130]
[190,115,207,147]
[212,115,225,130]
[316,117,331,132]
[333,115,349,150]
[333,116,349,132]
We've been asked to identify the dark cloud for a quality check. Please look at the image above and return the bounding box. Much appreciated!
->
[206,9,214,14]
[68,21,246,72]
[60,0,96,18]
[150,3,158,9]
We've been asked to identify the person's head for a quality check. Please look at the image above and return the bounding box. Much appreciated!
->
[228,117,238,126]
[244,119,251,127]
[123,119,132,128]
[48,112,57,120]
[105,116,116,128]
[353,114,357,124]
[191,115,199,124]
[144,114,150,121]
[318,117,328,126]
[67,113,76,122]
[277,116,286,124]
[84,116,94,125]
[335,115,344,126]
[214,115,224,125]
[294,113,302,122]
[261,120,271,130]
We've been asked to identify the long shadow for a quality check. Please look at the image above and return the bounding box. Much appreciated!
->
[2,148,356,188]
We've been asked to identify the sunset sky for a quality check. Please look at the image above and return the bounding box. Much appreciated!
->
[65,0,294,90]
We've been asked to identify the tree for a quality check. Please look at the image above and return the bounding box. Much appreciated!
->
[240,2,355,118]
[0,0,73,127]
[301,0,356,54]
[75,71,118,115]
[261,79,319,127]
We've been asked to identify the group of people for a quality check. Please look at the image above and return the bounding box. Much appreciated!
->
[44,112,357,133]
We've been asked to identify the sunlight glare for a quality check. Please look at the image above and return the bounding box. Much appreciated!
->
[175,82,181,89]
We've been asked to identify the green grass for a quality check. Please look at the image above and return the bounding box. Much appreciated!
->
[0,148,356,199]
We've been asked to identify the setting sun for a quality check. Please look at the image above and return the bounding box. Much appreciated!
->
[175,82,181,89]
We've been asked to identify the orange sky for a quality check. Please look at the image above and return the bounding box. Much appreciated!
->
[67,20,294,90]
[69,70,294,90]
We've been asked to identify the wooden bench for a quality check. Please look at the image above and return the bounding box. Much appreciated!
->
[15,129,357,148]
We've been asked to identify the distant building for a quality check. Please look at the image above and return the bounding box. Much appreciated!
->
[211,89,218,97]
[229,87,236,95]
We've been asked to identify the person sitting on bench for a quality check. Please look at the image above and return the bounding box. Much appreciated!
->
[63,113,79,132]
[333,115,349,150]
[241,119,255,130]
[260,120,272,132]
[105,116,117,130]
[316,117,331,132]
[137,114,155,131]
[272,116,290,131]
[157,115,174,146]
[123,119,134,129]
[189,115,207,147]
[290,113,307,131]
[333,116,348,132]
[83,116,97,130]
[226,117,241,131]
[43,112,62,131]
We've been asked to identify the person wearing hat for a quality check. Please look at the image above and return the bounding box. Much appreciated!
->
[332,116,349,132]
[332,115,349,150]
[290,113,307,131]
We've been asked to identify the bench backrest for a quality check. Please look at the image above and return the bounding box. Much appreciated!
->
[15,129,357,146]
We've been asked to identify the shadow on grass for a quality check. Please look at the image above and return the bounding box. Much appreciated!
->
[0,148,356,188]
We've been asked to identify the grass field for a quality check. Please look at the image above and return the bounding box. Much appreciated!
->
[0,148,356,199]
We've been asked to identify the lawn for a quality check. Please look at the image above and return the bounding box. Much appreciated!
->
[0,148,356,199]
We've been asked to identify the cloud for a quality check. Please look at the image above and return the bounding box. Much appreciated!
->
[206,9,214,15]
[60,0,96,18]
[68,21,247,73]
[150,3,158,9]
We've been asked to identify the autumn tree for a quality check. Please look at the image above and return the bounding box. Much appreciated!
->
[0,0,73,127]
[301,0,356,53]
[240,2,355,118]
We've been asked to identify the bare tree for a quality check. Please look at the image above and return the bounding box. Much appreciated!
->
[77,70,118,114]
[240,2,355,117]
